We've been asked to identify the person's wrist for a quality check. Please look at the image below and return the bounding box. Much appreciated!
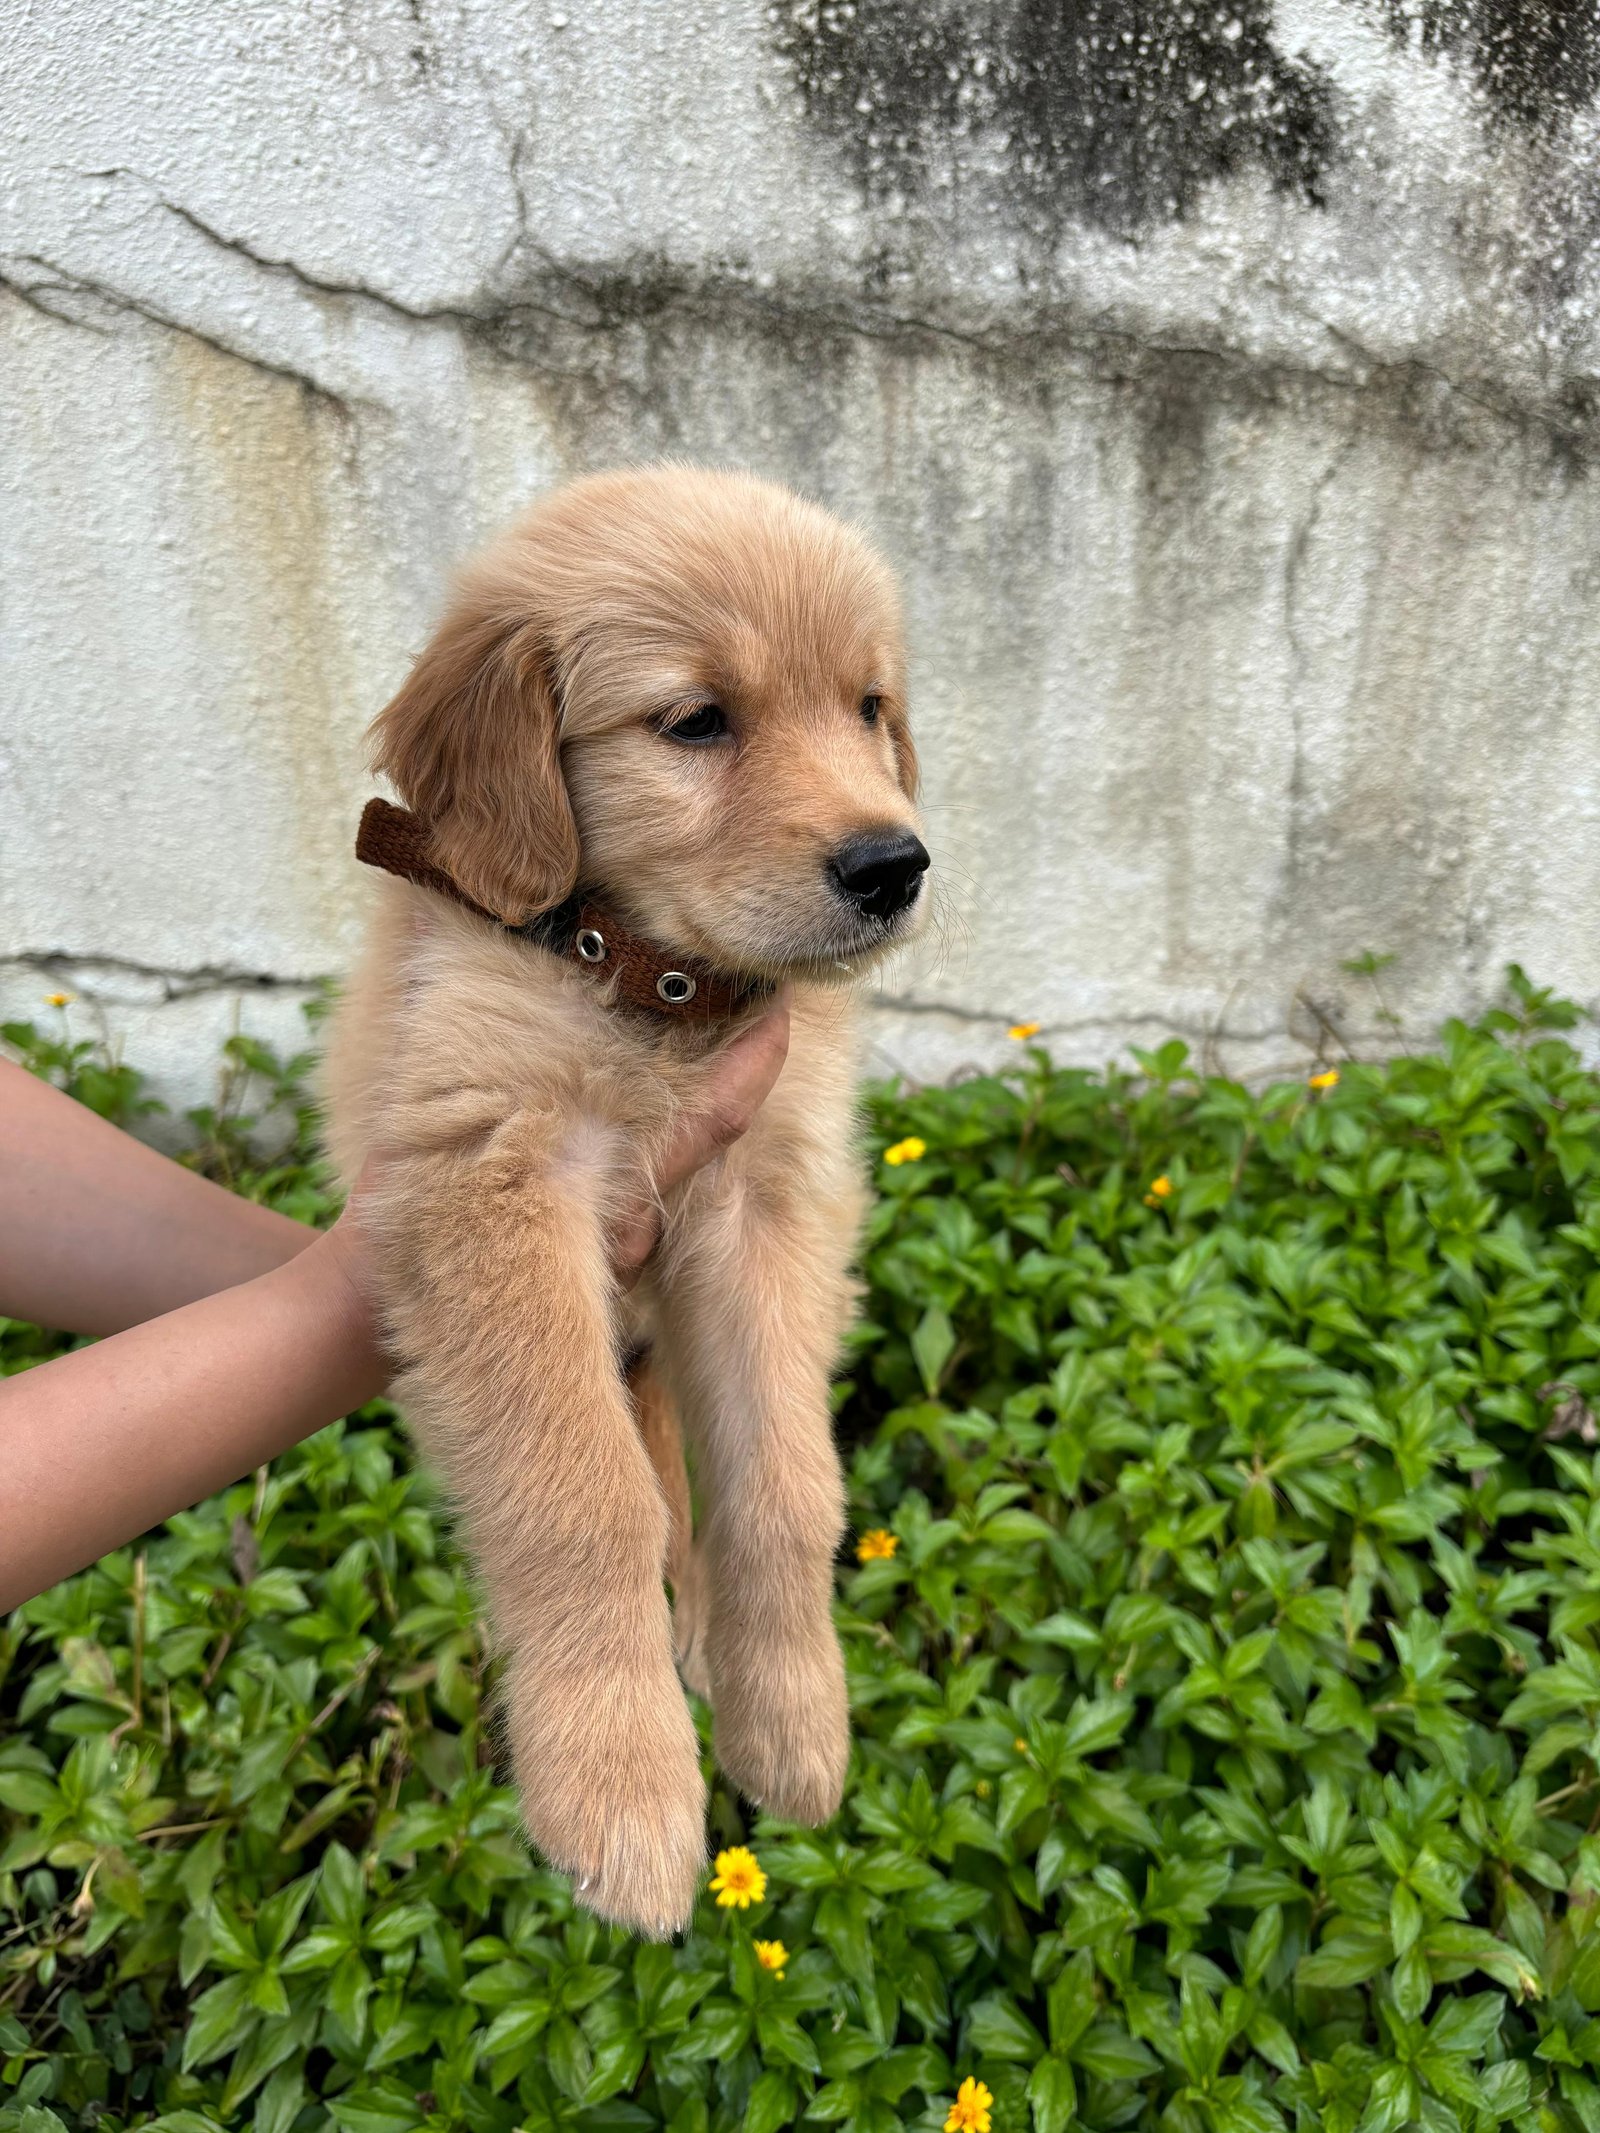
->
[271,1225,388,1395]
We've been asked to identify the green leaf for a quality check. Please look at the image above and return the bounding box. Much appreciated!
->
[967,1994,1046,2061]
[911,1307,957,1396]
[676,2001,751,2062]
[1073,2026,1160,2081]
[181,1975,255,2072]
[743,2071,799,2133]
[1427,1992,1506,2056]
[318,1841,365,1938]
[1392,1945,1432,2025]
[325,2085,425,2133]
[1245,2011,1300,2077]
[254,2067,306,2133]
[901,1880,991,1931]
[0,1775,59,1816]
[545,2015,593,2104]
[325,1950,374,2046]
[745,2008,813,2075]
[1242,1905,1283,1989]
[1028,2054,1077,2133]
[1355,2062,1416,2133]
[1390,1881,1423,1959]
[816,1888,875,1992]
[479,2003,552,2058]
[1046,1951,1095,2055]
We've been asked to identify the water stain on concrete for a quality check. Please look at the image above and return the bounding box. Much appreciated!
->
[773,0,1338,240]
[161,332,362,935]
[1376,0,1600,129]
[1372,4,1600,346]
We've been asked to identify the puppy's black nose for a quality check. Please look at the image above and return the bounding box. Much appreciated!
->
[829,829,930,922]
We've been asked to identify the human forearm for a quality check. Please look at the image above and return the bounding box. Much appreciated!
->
[0,992,795,1611]
[0,1230,385,1609]
[0,1059,313,1336]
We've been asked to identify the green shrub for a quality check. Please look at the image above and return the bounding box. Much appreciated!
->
[6,971,1600,2133]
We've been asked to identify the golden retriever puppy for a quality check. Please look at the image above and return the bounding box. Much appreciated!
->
[323,465,928,1936]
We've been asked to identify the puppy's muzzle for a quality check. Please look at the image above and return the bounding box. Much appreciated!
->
[828,829,930,923]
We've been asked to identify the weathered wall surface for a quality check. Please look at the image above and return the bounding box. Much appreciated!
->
[6,1,1600,1118]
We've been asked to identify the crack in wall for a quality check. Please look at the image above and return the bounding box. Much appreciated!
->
[81,165,639,349]
[0,248,359,412]
[0,264,113,336]
[1279,432,1360,916]
[27,166,1596,460]
[877,992,1280,1038]
[865,991,1458,1089]
[2,953,327,996]
[5,954,1416,1061]
[1306,311,1573,450]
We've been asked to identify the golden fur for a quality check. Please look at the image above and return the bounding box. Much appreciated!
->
[323,465,925,1936]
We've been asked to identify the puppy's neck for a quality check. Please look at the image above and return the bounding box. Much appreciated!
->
[356,797,772,1025]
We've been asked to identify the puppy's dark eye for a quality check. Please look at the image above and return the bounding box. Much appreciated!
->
[860,694,882,726]
[663,703,728,743]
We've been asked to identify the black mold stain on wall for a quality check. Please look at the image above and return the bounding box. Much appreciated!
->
[1378,1,1600,129]
[772,1,1338,241]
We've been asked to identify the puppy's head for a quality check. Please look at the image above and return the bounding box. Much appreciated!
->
[371,465,926,978]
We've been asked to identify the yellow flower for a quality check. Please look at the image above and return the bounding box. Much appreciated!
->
[974,1778,991,1798]
[1144,1173,1174,1208]
[1007,1021,1041,1041]
[1014,1737,1028,1753]
[884,1136,926,1166]
[754,1938,788,1979]
[709,1846,766,1909]
[945,2077,994,2133]
[856,1528,898,1563]
[44,991,72,1008]
[1309,1067,1339,1091]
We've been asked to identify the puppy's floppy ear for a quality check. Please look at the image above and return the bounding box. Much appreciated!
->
[370,606,579,923]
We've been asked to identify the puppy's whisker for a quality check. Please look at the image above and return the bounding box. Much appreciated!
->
[923,860,1004,928]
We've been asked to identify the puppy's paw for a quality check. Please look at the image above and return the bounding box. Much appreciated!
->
[709,1623,849,1825]
[670,1544,714,1701]
[504,1658,707,1938]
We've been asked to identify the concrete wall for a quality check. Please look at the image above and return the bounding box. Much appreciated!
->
[6,1,1600,1120]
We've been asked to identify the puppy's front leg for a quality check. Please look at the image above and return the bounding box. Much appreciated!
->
[380,1119,704,1936]
[656,1165,858,1824]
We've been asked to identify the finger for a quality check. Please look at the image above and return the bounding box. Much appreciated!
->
[610,988,793,1283]
[611,1204,663,1287]
[332,1148,386,1234]
[653,986,793,1199]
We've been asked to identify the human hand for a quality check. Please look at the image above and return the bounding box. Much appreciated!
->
[611,986,793,1284]
[321,987,793,1315]
[0,992,794,1612]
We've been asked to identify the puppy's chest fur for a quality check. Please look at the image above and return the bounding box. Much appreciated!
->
[324,885,866,1317]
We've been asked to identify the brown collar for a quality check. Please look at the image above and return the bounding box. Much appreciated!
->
[355,797,770,1022]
